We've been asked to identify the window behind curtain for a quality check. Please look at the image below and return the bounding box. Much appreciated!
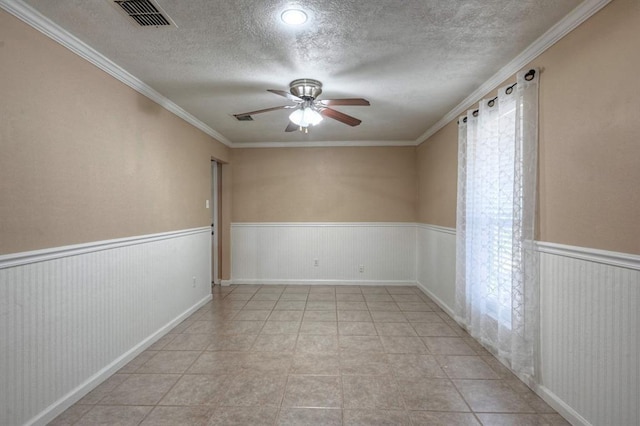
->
[455,69,539,377]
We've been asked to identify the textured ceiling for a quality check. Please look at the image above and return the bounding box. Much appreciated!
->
[20,0,582,145]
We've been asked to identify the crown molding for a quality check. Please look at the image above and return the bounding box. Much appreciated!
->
[415,0,613,145]
[0,0,232,147]
[2,0,612,149]
[229,140,417,148]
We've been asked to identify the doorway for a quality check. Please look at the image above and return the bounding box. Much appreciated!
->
[211,160,221,285]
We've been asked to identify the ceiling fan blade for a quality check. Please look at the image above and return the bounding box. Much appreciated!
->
[285,122,299,132]
[318,98,370,106]
[267,89,303,102]
[319,107,362,126]
[234,105,294,118]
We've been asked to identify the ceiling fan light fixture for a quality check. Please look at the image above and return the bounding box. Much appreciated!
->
[234,78,368,133]
[303,107,323,126]
[281,9,308,25]
[289,107,322,127]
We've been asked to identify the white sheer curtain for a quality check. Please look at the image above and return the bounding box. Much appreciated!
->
[455,69,539,377]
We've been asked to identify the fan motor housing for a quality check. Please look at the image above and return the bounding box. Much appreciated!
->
[289,78,322,99]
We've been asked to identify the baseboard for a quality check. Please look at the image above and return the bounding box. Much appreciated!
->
[416,281,456,318]
[416,278,589,425]
[31,294,212,426]
[227,279,418,287]
[534,384,592,426]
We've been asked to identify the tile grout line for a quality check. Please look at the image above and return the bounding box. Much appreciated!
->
[52,284,567,425]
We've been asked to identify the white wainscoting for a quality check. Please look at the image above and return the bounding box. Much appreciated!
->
[537,243,640,426]
[0,228,212,426]
[231,223,416,285]
[415,224,457,317]
[412,225,639,426]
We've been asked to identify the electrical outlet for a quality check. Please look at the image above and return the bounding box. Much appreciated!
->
[314,259,319,267]
[359,265,364,273]
[192,276,197,287]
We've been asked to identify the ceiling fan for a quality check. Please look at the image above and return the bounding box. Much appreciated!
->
[234,79,370,133]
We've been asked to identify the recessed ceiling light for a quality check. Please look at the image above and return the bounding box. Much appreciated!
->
[281,9,308,25]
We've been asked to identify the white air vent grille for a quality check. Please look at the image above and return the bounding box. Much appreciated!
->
[114,0,173,26]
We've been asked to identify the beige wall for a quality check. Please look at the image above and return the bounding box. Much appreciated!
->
[231,146,417,223]
[416,0,640,254]
[534,0,639,254]
[3,0,638,261]
[0,11,231,267]
[416,121,458,228]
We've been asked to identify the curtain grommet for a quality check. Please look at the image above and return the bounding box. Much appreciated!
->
[524,69,536,81]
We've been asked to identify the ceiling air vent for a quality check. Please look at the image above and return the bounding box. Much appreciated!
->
[114,0,175,27]
[235,115,254,121]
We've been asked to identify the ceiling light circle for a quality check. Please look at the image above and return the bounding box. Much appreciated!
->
[281,9,308,25]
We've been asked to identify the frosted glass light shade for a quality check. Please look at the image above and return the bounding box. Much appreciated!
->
[289,107,323,127]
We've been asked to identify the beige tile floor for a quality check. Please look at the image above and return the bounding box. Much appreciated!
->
[50,285,569,425]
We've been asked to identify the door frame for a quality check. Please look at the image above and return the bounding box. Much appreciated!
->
[211,160,220,285]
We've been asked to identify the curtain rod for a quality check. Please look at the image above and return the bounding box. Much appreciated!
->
[458,69,536,124]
